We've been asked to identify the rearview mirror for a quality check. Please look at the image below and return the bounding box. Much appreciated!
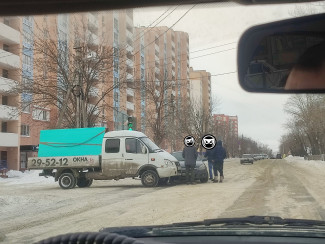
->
[238,13,325,93]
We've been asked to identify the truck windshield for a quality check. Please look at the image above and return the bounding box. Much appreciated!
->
[139,137,160,152]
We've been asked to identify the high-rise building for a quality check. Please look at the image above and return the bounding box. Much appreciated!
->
[0,11,135,171]
[189,67,211,115]
[0,17,21,170]
[134,26,189,150]
[213,114,238,157]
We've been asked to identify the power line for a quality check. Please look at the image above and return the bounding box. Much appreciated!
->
[191,42,237,53]
[133,6,179,44]
[191,48,236,59]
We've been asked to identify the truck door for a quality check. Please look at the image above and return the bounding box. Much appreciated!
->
[124,138,149,176]
[101,138,124,178]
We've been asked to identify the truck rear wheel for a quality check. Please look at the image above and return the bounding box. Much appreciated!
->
[58,173,76,189]
[141,170,159,187]
[77,178,93,188]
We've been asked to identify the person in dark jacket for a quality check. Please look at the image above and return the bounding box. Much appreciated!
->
[212,140,227,183]
[182,144,198,185]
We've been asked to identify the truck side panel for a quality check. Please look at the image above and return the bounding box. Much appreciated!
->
[27,155,100,169]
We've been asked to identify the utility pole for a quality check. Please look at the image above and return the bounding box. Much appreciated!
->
[73,46,83,128]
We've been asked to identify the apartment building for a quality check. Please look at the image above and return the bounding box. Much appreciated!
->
[133,26,189,150]
[213,114,239,157]
[189,67,211,115]
[0,11,135,171]
[0,17,21,170]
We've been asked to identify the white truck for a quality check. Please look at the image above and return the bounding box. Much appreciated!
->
[27,129,180,189]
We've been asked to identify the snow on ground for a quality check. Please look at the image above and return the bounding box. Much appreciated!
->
[285,156,325,171]
[0,170,55,185]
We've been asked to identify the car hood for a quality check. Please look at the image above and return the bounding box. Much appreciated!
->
[155,151,178,162]
[178,160,204,168]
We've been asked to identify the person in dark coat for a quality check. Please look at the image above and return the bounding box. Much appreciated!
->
[182,145,198,185]
[212,140,227,183]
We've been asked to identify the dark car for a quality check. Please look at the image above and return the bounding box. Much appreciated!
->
[276,154,282,159]
[170,151,209,183]
[240,154,254,164]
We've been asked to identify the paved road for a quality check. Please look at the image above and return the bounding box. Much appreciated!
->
[1,158,325,243]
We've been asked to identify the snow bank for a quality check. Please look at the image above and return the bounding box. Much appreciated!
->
[0,170,55,185]
[285,156,325,171]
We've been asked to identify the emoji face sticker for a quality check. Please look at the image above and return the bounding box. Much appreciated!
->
[184,135,195,147]
[201,134,216,150]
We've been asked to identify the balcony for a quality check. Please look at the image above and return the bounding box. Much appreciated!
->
[126,44,133,53]
[0,105,18,121]
[155,55,159,62]
[0,77,17,93]
[126,28,133,40]
[89,86,99,98]
[126,88,134,97]
[126,58,133,68]
[155,67,160,74]
[87,104,100,114]
[172,90,176,96]
[127,73,133,81]
[0,50,20,69]
[87,30,99,47]
[155,44,159,53]
[88,13,98,32]
[0,132,18,147]
[126,101,134,111]
[126,15,133,29]
[0,23,20,45]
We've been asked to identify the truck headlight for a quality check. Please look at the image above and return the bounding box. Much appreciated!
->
[164,159,173,166]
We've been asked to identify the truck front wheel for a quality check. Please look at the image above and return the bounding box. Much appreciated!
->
[141,170,159,187]
[77,178,93,188]
[58,173,76,189]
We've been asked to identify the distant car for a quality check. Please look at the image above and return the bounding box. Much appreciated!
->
[253,154,262,161]
[240,154,254,164]
[276,154,282,159]
[170,151,209,183]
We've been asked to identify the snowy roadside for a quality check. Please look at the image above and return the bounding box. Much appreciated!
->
[0,170,55,186]
[285,155,325,171]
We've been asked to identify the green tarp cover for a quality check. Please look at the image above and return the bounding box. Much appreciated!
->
[38,127,106,157]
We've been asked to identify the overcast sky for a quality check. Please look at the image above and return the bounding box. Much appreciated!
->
[133,2,325,153]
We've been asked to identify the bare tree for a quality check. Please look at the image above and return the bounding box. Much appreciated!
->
[13,15,128,128]
[284,94,325,155]
[133,69,177,147]
[178,95,220,152]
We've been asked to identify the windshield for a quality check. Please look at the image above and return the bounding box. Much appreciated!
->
[1,2,325,243]
[140,137,160,151]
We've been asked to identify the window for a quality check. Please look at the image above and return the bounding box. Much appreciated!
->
[105,139,120,153]
[1,122,8,133]
[32,108,50,121]
[126,138,147,154]
[21,125,30,136]
[114,18,118,29]
[22,103,31,113]
[2,96,8,105]
[3,44,9,52]
[2,69,8,78]
[141,56,145,65]
[114,33,119,43]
